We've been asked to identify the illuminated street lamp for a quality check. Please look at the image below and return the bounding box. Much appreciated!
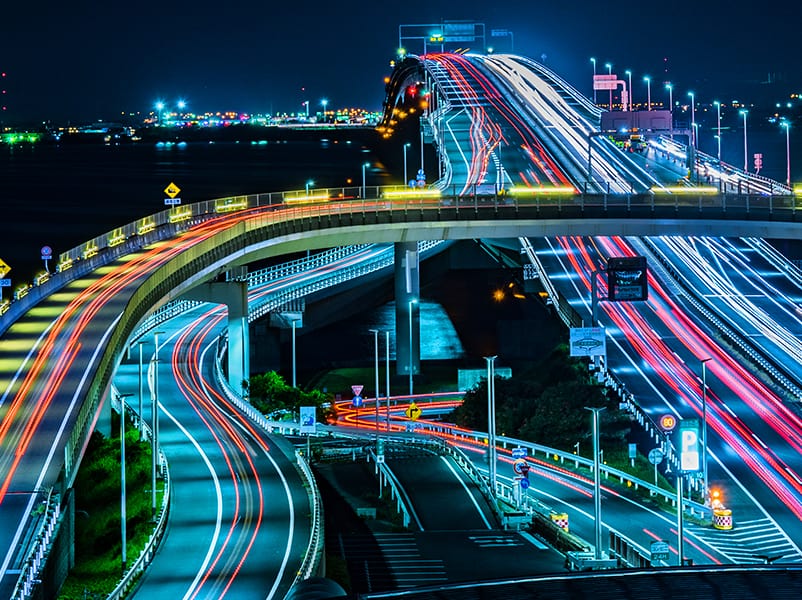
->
[688,92,696,149]
[370,329,380,431]
[485,355,498,496]
[665,83,673,138]
[408,298,417,395]
[177,99,186,112]
[117,392,133,573]
[361,162,370,198]
[643,76,651,111]
[155,101,165,125]
[740,109,749,172]
[585,406,606,560]
[625,70,632,111]
[781,120,791,187]
[403,142,411,186]
[321,98,328,120]
[605,62,612,111]
[151,330,165,520]
[713,101,722,162]
[590,57,597,104]
[305,179,314,195]
[701,357,712,501]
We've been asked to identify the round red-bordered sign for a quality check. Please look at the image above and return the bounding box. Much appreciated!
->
[659,414,677,432]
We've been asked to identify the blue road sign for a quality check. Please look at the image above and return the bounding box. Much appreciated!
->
[0,279,10,287]
[512,447,527,459]
[352,395,364,408]
[520,477,530,490]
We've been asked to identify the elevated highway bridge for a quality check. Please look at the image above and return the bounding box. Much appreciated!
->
[1,49,800,597]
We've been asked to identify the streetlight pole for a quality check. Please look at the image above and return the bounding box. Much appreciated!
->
[291,319,298,388]
[585,406,606,560]
[644,76,651,111]
[740,109,749,172]
[118,392,133,573]
[699,358,713,502]
[714,101,722,162]
[625,70,632,111]
[688,92,696,149]
[361,162,369,198]
[370,329,380,432]
[666,83,673,138]
[403,142,411,186]
[408,299,417,395]
[605,63,612,111]
[782,121,791,187]
[485,356,497,497]
[385,330,390,432]
[305,180,313,196]
[590,58,597,104]
[137,341,145,441]
[151,330,164,520]
[321,98,328,121]
[420,125,425,173]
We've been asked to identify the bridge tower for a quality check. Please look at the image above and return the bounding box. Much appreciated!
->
[394,242,420,383]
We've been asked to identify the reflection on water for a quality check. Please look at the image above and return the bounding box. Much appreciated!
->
[362,301,465,360]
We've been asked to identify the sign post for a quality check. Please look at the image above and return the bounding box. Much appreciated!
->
[164,182,182,206]
[0,258,11,302]
[41,246,52,273]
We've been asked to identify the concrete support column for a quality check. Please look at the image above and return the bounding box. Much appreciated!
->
[182,275,249,392]
[394,242,419,380]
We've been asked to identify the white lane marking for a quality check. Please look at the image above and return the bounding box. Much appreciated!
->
[159,402,224,600]
[198,339,295,600]
[1,312,121,578]
[439,455,492,530]
[519,531,549,550]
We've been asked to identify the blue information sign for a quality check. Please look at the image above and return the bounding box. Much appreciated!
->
[352,395,364,408]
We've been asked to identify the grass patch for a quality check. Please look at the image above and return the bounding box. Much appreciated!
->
[58,419,165,599]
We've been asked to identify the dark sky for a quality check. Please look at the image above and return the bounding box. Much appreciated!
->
[2,1,800,124]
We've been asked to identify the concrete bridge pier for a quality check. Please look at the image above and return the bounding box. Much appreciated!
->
[182,271,249,392]
[394,242,420,385]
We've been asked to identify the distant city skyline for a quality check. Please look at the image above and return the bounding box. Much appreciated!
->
[2,2,801,124]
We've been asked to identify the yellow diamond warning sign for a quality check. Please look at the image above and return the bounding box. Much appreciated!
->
[0,258,10,278]
[405,402,421,421]
[164,182,181,199]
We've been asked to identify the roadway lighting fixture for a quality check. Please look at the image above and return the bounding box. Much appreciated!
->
[177,99,186,111]
[666,83,674,138]
[305,180,314,195]
[117,392,134,573]
[590,57,597,103]
[688,92,696,149]
[408,298,417,395]
[361,162,370,198]
[624,70,632,111]
[740,109,749,172]
[714,101,722,162]
[155,101,165,124]
[701,357,712,502]
[781,121,791,187]
[321,98,328,119]
[643,76,651,111]
[605,62,612,111]
[403,142,411,186]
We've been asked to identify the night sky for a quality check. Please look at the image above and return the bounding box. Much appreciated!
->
[2,1,800,124]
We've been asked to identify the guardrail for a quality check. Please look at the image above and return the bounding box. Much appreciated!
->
[292,452,325,583]
[11,489,61,600]
[409,421,709,519]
